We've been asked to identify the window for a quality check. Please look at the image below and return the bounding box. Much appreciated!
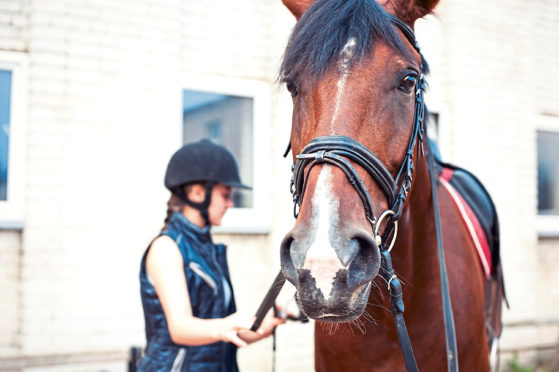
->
[205,120,223,143]
[181,74,270,233]
[415,14,450,161]
[0,70,11,201]
[538,131,559,215]
[423,104,449,161]
[183,91,253,209]
[0,52,26,228]
[537,122,559,237]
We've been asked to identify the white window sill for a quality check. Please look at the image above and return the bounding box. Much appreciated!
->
[212,207,270,235]
[0,220,24,230]
[213,225,270,235]
[537,215,559,238]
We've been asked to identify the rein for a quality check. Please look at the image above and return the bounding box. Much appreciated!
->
[252,14,458,372]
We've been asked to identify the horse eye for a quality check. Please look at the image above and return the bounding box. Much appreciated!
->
[399,75,417,93]
[286,80,299,97]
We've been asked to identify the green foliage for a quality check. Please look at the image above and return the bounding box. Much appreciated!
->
[506,353,534,372]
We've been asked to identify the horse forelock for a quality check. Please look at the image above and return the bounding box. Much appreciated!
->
[279,0,415,84]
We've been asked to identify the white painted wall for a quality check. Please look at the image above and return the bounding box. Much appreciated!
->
[0,0,557,370]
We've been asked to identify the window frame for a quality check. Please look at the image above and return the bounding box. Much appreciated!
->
[536,115,559,238]
[179,73,271,234]
[424,101,450,160]
[0,51,27,229]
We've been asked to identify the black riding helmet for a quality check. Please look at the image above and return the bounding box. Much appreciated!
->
[164,139,251,225]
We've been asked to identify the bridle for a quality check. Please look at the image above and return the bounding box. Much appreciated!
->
[291,73,425,251]
[252,14,459,372]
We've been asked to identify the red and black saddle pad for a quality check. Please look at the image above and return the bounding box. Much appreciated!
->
[435,159,508,342]
[436,161,498,278]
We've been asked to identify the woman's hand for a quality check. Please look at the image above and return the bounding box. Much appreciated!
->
[216,312,255,348]
[237,308,286,344]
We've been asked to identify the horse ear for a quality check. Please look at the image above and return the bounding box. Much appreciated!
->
[282,0,316,20]
[387,0,440,26]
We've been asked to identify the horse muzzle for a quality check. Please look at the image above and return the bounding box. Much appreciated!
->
[280,225,380,322]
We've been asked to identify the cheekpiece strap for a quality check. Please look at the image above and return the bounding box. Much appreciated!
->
[387,14,421,54]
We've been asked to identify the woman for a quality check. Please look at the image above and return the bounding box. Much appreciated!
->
[138,139,283,371]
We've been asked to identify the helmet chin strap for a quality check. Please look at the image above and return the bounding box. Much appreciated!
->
[173,181,215,227]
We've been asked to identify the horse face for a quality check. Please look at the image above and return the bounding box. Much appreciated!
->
[280,0,428,322]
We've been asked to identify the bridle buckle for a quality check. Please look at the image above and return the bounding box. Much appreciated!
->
[374,209,399,252]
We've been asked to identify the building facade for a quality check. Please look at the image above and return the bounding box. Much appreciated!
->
[0,0,557,370]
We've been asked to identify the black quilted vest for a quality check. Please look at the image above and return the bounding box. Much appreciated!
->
[138,212,238,372]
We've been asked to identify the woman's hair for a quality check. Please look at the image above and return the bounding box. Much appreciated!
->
[161,183,200,231]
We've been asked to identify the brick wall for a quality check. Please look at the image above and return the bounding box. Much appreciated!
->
[0,0,28,52]
[22,0,183,358]
[0,231,22,357]
[437,0,538,311]
[0,0,558,370]
[530,0,559,362]
[0,0,27,363]
[1,0,310,370]
[435,0,559,365]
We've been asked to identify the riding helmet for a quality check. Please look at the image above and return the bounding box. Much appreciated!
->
[164,139,251,192]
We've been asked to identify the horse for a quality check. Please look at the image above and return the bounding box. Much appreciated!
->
[277,0,506,370]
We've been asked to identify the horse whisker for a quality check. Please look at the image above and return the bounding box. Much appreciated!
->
[371,279,385,301]
[366,301,390,312]
[360,310,377,325]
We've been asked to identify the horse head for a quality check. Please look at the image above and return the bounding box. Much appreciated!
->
[280,0,439,322]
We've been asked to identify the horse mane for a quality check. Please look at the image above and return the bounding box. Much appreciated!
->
[279,0,428,83]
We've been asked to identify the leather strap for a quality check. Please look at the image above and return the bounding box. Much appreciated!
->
[426,137,460,371]
[296,136,397,205]
[293,136,392,225]
[291,72,426,228]
[380,249,419,371]
[250,271,286,331]
[172,181,214,227]
[386,14,421,53]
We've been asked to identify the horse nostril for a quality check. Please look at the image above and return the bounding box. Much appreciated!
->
[280,235,298,283]
[340,238,360,266]
[346,233,380,286]
[280,235,293,263]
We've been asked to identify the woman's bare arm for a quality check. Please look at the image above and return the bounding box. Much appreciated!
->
[146,235,252,347]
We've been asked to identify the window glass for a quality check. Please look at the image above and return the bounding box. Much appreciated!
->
[537,130,559,215]
[0,69,12,201]
[427,112,439,142]
[182,90,253,208]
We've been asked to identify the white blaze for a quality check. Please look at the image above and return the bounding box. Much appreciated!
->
[301,38,356,299]
[302,166,345,299]
[330,37,356,133]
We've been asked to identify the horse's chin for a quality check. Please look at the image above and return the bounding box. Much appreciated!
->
[297,282,371,323]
